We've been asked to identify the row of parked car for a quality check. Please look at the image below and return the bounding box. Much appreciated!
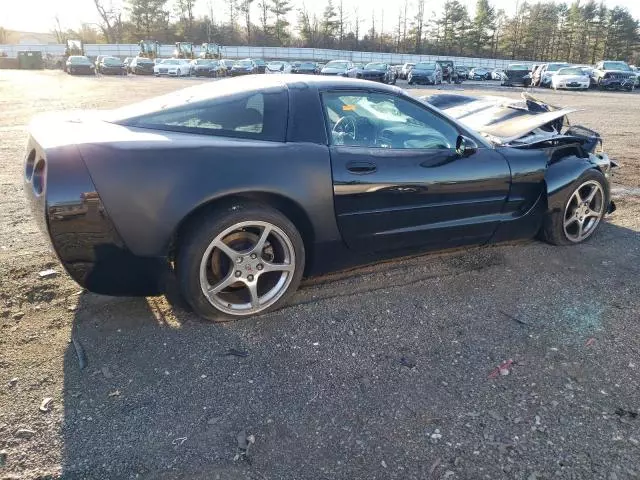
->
[65,54,639,92]
[470,61,639,91]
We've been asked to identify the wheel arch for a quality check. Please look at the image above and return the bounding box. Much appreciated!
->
[169,191,316,268]
[544,155,606,214]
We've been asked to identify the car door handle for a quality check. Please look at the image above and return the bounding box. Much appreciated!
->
[346,162,377,174]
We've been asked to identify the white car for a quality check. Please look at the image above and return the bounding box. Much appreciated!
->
[265,61,292,74]
[491,68,505,80]
[551,66,590,90]
[154,59,191,77]
[400,63,415,79]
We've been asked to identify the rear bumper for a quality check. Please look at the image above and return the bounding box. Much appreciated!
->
[23,134,167,296]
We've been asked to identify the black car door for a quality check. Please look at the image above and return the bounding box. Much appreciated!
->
[322,90,511,253]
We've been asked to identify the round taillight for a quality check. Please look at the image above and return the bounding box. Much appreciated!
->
[25,149,36,180]
[32,158,45,195]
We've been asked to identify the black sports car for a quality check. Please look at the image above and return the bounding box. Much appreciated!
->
[24,77,615,321]
[292,61,319,74]
[66,55,95,75]
[191,59,222,77]
[357,62,396,84]
[502,63,532,87]
[98,56,127,75]
[230,59,257,76]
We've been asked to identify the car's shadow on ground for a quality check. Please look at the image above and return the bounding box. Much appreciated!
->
[60,220,640,479]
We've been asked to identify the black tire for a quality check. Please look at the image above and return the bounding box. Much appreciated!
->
[176,202,305,321]
[540,169,608,246]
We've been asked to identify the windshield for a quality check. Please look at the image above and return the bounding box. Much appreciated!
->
[103,57,122,66]
[557,67,585,76]
[300,62,315,68]
[163,59,180,65]
[603,61,631,71]
[253,59,265,65]
[236,60,253,67]
[267,62,284,69]
[547,63,569,72]
[325,61,349,69]
[365,63,386,70]
[194,59,211,65]
[507,64,529,71]
[415,63,436,70]
[69,56,90,64]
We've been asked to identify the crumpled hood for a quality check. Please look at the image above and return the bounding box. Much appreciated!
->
[421,92,577,144]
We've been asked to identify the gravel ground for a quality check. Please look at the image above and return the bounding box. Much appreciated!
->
[0,71,639,480]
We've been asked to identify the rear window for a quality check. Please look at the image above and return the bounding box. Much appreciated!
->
[104,57,122,65]
[113,87,287,142]
[508,64,529,71]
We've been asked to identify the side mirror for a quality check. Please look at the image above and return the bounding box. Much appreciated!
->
[456,135,478,157]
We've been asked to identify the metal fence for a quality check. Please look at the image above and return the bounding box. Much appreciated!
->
[0,43,535,69]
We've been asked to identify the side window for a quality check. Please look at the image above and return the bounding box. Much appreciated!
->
[322,92,459,150]
[124,91,285,142]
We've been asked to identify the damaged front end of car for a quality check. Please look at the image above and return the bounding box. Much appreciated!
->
[422,92,617,214]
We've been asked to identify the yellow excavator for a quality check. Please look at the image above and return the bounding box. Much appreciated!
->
[200,43,222,59]
[138,40,160,59]
[173,42,194,59]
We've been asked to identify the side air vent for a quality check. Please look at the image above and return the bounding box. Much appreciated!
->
[25,149,36,181]
[32,158,46,195]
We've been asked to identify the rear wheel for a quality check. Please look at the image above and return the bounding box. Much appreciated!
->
[541,170,608,246]
[177,203,305,321]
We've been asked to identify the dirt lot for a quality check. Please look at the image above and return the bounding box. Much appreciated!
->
[1,71,639,480]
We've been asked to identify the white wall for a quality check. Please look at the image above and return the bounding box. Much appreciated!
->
[0,43,536,69]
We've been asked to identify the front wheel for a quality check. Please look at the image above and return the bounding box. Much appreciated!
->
[177,203,305,321]
[540,170,608,246]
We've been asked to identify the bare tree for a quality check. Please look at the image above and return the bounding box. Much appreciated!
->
[93,0,120,42]
[337,0,346,46]
[227,0,238,30]
[258,0,270,35]
[53,15,65,43]
[239,0,254,43]
[175,0,196,39]
[353,7,360,47]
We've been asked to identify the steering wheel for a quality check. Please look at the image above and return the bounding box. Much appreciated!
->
[332,116,357,143]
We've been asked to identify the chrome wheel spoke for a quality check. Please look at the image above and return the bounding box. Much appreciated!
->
[584,209,600,219]
[564,215,577,228]
[215,239,240,260]
[584,185,598,204]
[254,225,272,254]
[247,281,260,309]
[207,271,237,294]
[576,220,585,240]
[262,261,294,273]
[572,190,583,204]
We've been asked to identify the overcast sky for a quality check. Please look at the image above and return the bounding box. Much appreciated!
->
[3,0,640,35]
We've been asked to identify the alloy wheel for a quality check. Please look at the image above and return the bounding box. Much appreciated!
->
[199,221,296,315]
[563,180,604,243]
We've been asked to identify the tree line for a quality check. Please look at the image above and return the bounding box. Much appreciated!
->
[52,0,639,63]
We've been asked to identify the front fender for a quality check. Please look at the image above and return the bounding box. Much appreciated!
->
[545,154,612,214]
